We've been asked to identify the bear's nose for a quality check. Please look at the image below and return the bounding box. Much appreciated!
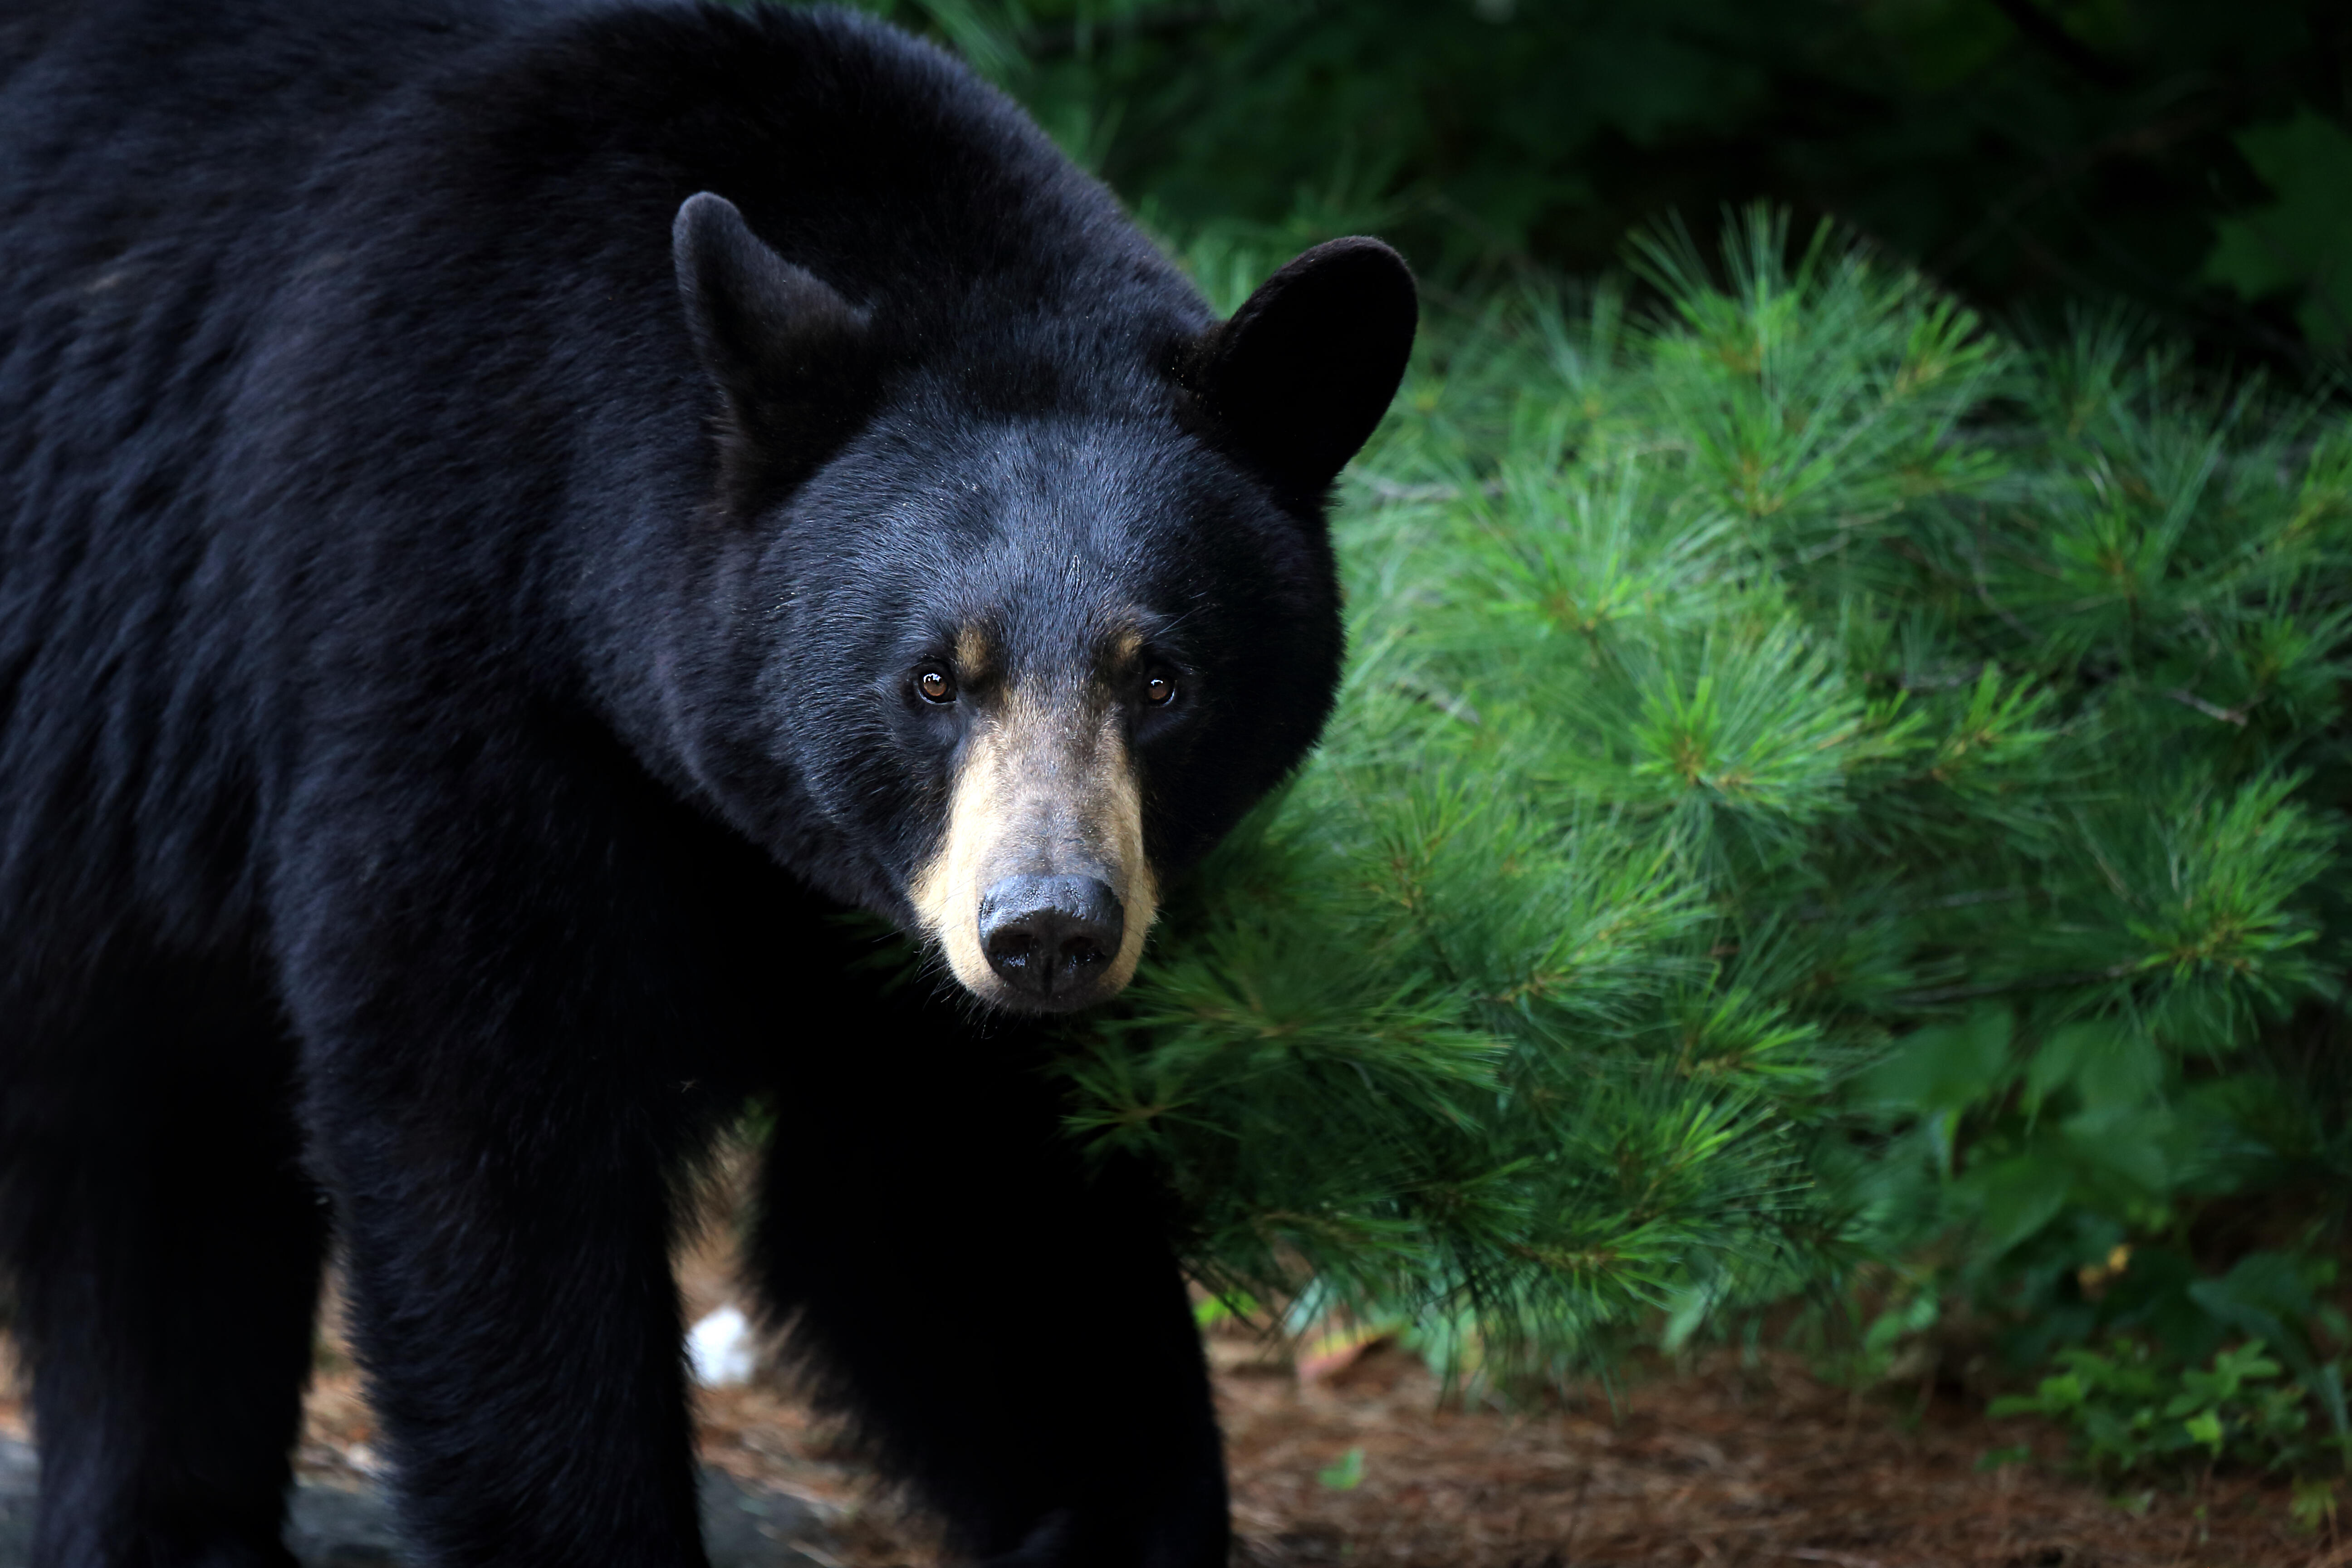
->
[977,874,1125,1003]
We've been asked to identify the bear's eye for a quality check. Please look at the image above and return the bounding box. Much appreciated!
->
[1144,674,1178,708]
[916,668,956,705]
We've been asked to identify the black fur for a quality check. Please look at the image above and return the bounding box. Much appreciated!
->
[0,1,1416,1563]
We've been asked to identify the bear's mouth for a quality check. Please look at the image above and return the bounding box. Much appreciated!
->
[906,685,1157,1014]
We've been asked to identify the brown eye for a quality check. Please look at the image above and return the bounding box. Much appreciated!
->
[917,668,956,705]
[1144,674,1177,708]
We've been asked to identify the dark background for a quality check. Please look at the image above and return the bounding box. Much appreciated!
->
[855,0,2352,370]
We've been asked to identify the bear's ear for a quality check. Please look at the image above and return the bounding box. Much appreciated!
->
[1183,237,1418,502]
[673,191,876,514]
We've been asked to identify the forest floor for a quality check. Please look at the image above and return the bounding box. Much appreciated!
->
[0,1225,2342,1568]
[676,1323,2346,1568]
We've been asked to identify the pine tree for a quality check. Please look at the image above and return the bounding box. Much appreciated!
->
[1060,210,2352,1401]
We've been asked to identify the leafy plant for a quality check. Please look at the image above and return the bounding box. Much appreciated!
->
[1990,1338,2344,1479]
[2205,111,2352,351]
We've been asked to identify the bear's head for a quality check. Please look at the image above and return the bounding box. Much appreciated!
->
[670,193,1416,1014]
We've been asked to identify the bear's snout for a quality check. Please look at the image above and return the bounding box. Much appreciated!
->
[906,685,1159,1012]
[977,873,1125,1004]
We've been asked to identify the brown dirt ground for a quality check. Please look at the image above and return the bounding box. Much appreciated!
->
[1,1229,2343,1568]
[682,1326,2349,1568]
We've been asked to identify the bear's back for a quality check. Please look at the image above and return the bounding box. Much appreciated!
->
[0,0,534,960]
[0,0,1205,963]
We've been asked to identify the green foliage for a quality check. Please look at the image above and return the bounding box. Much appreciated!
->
[2206,112,2352,351]
[1316,1447,1365,1491]
[828,0,2352,360]
[1989,1336,2344,1480]
[1052,210,2352,1411]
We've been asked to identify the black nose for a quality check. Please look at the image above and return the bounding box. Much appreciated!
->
[978,874,1125,1002]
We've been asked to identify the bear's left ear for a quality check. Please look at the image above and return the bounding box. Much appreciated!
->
[1183,237,1418,502]
[674,191,876,514]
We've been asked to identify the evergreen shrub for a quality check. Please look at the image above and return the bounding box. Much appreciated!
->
[1062,211,2352,1463]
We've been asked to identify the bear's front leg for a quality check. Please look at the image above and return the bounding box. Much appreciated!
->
[754,1026,1229,1568]
[304,1058,707,1564]
[275,752,773,1566]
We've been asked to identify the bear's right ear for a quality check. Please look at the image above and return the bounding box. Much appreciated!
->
[1182,237,1418,504]
[674,191,876,515]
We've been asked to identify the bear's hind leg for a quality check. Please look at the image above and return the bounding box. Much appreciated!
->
[2,957,328,1568]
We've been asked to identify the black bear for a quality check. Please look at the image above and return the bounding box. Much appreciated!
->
[0,0,1415,1563]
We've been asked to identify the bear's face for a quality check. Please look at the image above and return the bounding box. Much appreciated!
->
[770,412,1345,1013]
[672,195,1416,1014]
